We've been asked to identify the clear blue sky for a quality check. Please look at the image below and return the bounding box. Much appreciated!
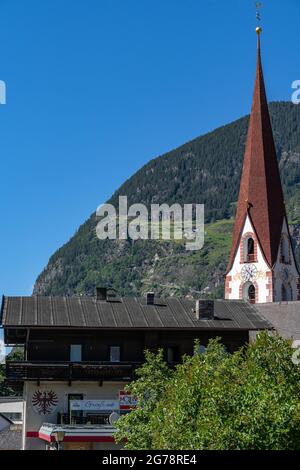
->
[0,0,299,299]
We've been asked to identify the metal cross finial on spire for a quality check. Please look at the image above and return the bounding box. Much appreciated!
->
[255,2,263,35]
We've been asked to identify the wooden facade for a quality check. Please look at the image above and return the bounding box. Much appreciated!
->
[0,295,272,450]
[24,329,249,362]
[1,295,272,390]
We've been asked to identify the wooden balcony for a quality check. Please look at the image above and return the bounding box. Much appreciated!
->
[57,413,110,426]
[6,361,142,385]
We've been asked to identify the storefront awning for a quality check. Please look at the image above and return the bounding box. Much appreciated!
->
[38,423,116,443]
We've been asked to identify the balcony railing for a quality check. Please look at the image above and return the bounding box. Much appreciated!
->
[6,361,142,383]
[57,412,110,425]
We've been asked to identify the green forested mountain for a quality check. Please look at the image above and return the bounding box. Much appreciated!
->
[34,102,300,298]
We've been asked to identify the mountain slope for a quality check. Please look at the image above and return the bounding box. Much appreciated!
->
[34,102,300,298]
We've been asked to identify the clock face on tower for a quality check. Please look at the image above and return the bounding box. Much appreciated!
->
[241,264,258,282]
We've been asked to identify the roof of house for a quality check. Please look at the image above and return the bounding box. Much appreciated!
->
[227,37,288,273]
[0,398,23,415]
[0,423,22,450]
[255,302,300,340]
[0,413,13,426]
[0,396,23,403]
[0,295,272,331]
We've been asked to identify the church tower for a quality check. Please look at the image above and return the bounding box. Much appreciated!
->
[225,29,300,304]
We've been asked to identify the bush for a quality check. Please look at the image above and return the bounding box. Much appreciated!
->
[115,333,300,450]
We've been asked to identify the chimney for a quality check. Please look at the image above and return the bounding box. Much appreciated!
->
[96,287,107,301]
[146,292,155,305]
[195,300,214,320]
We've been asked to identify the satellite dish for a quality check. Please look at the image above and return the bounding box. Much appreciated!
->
[109,411,120,426]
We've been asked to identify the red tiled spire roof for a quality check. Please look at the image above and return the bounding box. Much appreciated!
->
[226,35,286,272]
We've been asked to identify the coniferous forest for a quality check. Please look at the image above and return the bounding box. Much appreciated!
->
[34,102,300,299]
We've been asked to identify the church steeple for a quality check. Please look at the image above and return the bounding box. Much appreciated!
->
[225,30,300,304]
[227,31,285,272]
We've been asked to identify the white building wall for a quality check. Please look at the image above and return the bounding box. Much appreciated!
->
[226,215,271,303]
[226,216,300,303]
[24,381,128,450]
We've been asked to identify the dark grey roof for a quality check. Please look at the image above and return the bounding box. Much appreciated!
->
[1,296,272,331]
[0,413,13,425]
[0,397,23,403]
[255,302,300,340]
[0,425,22,450]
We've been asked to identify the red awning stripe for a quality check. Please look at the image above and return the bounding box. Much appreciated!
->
[29,429,116,443]
[37,432,115,443]
[26,431,39,438]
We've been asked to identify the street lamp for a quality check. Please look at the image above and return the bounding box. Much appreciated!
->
[53,431,65,451]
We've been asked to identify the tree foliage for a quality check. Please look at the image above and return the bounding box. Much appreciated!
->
[0,347,24,396]
[115,350,172,450]
[115,333,300,450]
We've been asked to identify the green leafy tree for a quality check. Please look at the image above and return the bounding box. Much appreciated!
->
[115,349,172,449]
[116,333,300,450]
[0,347,24,396]
[6,347,24,362]
[0,365,15,396]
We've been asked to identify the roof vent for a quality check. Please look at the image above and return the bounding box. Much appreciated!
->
[96,287,107,301]
[146,292,155,305]
[195,300,214,320]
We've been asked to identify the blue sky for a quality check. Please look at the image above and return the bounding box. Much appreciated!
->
[0,0,299,302]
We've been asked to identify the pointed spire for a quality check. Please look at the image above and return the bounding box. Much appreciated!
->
[227,33,286,272]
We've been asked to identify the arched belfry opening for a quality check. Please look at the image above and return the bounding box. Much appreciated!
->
[242,282,256,304]
[246,237,255,262]
[248,284,256,303]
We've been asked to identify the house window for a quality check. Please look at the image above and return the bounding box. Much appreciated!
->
[70,344,82,362]
[110,346,120,362]
[165,347,178,364]
[3,412,22,422]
